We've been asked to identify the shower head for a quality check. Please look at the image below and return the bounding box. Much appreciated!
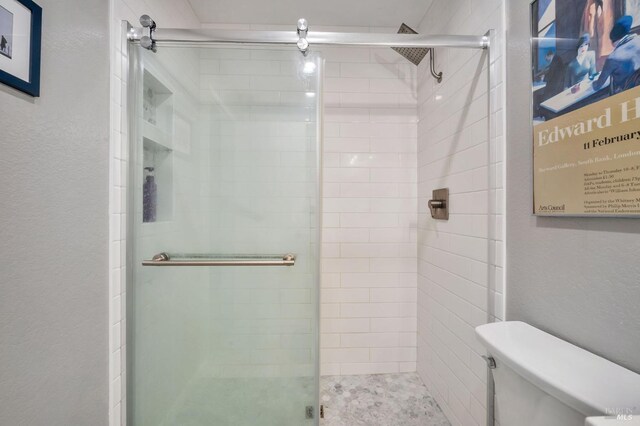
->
[391,23,429,65]
[392,23,443,82]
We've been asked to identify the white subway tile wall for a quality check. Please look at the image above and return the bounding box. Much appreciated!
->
[319,38,419,377]
[416,1,506,426]
[198,46,320,391]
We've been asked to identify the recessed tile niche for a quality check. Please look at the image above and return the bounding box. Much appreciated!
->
[142,69,173,223]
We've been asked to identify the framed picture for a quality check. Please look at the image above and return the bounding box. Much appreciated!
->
[0,0,41,97]
[531,0,640,216]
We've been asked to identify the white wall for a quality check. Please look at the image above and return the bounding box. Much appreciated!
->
[416,1,506,425]
[0,0,110,424]
[506,0,640,374]
[319,40,419,376]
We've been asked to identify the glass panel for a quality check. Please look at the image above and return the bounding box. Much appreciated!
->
[128,44,322,426]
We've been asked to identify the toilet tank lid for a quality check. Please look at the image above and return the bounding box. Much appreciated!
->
[475,321,640,416]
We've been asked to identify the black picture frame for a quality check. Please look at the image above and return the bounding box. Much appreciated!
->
[0,0,41,97]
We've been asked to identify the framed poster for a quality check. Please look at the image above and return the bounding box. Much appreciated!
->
[0,0,41,96]
[531,0,640,216]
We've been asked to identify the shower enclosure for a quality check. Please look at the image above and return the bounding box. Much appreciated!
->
[124,17,492,426]
[127,42,323,425]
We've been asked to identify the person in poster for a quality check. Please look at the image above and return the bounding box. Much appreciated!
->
[580,0,615,70]
[593,15,640,93]
[543,48,567,99]
[565,33,598,86]
[533,1,640,122]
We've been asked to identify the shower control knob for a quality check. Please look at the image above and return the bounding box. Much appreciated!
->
[428,188,449,220]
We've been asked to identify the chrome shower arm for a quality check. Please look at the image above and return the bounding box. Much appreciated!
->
[430,49,443,83]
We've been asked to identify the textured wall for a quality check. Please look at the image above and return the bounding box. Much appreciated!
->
[0,1,110,424]
[416,0,506,425]
[506,0,640,374]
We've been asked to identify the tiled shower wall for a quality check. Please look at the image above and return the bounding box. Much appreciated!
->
[319,42,418,376]
[196,25,421,378]
[110,15,420,425]
[109,1,199,425]
[199,46,320,382]
[416,1,506,425]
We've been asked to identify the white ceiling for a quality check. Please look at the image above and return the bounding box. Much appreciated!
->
[187,0,433,29]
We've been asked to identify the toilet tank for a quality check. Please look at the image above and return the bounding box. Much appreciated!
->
[475,321,640,426]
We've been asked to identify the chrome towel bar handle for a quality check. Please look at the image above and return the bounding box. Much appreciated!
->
[142,252,296,267]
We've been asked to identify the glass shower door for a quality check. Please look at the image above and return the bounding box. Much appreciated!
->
[128,44,322,426]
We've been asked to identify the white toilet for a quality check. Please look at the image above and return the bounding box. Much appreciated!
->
[475,321,640,426]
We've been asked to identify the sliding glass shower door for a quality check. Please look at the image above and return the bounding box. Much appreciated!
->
[127,44,322,426]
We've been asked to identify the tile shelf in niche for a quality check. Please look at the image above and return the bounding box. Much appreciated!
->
[142,120,171,150]
[143,69,174,142]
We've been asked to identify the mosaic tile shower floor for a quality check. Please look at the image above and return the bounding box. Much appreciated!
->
[162,372,449,425]
[320,373,451,426]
